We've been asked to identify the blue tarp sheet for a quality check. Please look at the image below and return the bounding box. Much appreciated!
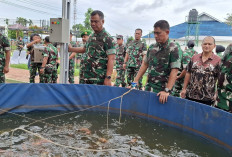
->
[0,83,231,151]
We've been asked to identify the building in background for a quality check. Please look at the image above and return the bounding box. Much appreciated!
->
[143,12,232,53]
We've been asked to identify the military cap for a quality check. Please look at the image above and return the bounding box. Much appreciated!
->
[81,30,92,37]
[116,35,123,39]
[216,45,225,53]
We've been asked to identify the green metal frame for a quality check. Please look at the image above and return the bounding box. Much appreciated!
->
[185,21,200,46]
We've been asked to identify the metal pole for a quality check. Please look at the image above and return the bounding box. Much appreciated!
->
[59,0,71,84]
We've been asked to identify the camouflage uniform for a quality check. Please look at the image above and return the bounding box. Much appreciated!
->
[144,39,181,93]
[79,28,116,85]
[217,52,223,58]
[41,43,58,83]
[0,33,10,83]
[69,41,77,84]
[126,40,147,89]
[16,40,24,56]
[114,44,126,87]
[76,42,84,59]
[28,45,43,83]
[215,44,232,112]
[172,47,198,97]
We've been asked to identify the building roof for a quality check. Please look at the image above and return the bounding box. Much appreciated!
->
[143,13,232,39]
[198,12,222,22]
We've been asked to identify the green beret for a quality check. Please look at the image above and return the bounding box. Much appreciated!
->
[81,30,92,37]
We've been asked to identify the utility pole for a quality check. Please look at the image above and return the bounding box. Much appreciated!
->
[73,0,77,27]
[59,0,71,83]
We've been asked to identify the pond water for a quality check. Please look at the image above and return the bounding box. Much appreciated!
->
[0,111,231,157]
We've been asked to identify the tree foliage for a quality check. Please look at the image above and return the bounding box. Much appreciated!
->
[15,17,33,27]
[16,17,28,26]
[126,36,134,46]
[225,13,232,26]
[72,8,93,37]
[8,30,23,39]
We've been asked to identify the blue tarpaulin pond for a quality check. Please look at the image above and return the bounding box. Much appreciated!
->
[0,83,231,153]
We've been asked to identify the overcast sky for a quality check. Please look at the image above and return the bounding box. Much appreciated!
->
[0,0,231,37]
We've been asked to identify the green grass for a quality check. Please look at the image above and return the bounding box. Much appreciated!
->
[10,64,28,70]
[142,75,147,86]
[10,64,80,77]
[6,79,25,83]
[57,67,80,76]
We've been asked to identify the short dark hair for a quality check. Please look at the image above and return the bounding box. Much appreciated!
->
[216,45,225,53]
[154,20,170,31]
[91,10,104,20]
[30,33,40,42]
[45,36,50,43]
[187,40,195,48]
[135,28,142,33]
[202,36,215,44]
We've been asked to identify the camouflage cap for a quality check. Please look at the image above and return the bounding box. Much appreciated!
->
[116,35,123,39]
[81,30,92,37]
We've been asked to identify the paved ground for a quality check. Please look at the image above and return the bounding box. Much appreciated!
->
[6,67,80,84]
[11,49,28,65]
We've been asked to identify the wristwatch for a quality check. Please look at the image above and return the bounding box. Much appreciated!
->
[164,87,171,93]
[106,75,111,79]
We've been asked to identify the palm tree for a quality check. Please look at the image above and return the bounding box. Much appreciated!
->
[16,17,28,26]
[4,18,9,25]
[28,19,33,27]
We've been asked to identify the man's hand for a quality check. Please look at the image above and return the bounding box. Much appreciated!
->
[180,89,187,98]
[123,63,126,70]
[36,38,41,43]
[104,78,112,86]
[157,91,170,104]
[40,68,44,74]
[3,66,9,73]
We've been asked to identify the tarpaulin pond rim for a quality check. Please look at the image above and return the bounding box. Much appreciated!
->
[0,83,231,152]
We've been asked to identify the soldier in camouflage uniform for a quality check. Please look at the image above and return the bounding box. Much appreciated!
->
[16,37,24,56]
[215,45,225,58]
[0,33,11,83]
[134,20,181,104]
[51,42,59,83]
[68,32,77,84]
[172,40,197,97]
[114,35,126,87]
[123,28,147,89]
[75,30,92,69]
[40,36,58,83]
[215,44,232,112]
[69,10,116,86]
[27,34,43,83]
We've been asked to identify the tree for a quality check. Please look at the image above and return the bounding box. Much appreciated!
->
[28,19,33,26]
[8,30,23,39]
[4,18,9,25]
[84,8,93,30]
[72,24,85,35]
[29,25,43,34]
[225,13,232,26]
[72,8,93,37]
[16,17,28,26]
[126,36,134,46]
